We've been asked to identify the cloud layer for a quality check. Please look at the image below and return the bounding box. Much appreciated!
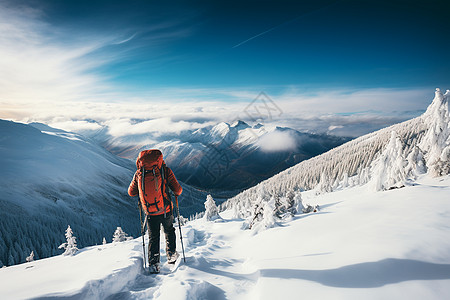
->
[0,86,434,140]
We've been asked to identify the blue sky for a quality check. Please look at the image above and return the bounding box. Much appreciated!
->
[34,0,448,89]
[0,0,449,137]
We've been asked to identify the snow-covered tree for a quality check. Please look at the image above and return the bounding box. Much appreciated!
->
[204,194,220,221]
[418,88,450,176]
[176,215,188,226]
[341,172,349,188]
[405,146,426,178]
[315,172,333,195]
[248,196,264,229]
[369,131,407,191]
[26,251,34,262]
[293,191,304,213]
[102,237,107,245]
[275,191,297,219]
[58,225,78,256]
[112,227,132,243]
[251,197,277,232]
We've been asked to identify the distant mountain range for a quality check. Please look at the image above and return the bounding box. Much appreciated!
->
[85,120,351,192]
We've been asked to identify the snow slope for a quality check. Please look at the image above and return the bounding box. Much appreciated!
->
[1,174,449,299]
[0,120,139,267]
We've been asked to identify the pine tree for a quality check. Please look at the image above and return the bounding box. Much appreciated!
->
[204,194,220,221]
[112,227,131,243]
[58,225,78,256]
[251,197,277,232]
[419,88,450,176]
[102,237,107,245]
[293,191,304,213]
[370,131,407,191]
[249,196,265,229]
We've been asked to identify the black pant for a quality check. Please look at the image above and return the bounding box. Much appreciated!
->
[147,213,176,265]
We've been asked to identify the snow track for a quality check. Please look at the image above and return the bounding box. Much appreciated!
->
[109,218,256,300]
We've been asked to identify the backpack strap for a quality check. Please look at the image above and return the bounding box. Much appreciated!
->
[140,167,148,211]
[160,164,173,217]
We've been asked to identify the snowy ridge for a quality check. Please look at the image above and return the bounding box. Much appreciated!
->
[222,89,450,216]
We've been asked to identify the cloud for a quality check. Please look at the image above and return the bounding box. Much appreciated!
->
[328,125,344,131]
[0,1,115,104]
[270,87,434,136]
[105,117,205,137]
[113,33,138,45]
[276,88,432,116]
[48,120,103,132]
[0,1,195,105]
[257,131,297,152]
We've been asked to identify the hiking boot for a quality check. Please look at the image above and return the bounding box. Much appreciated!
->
[167,251,179,264]
[149,263,160,274]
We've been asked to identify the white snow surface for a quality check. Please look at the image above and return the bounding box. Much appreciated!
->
[1,174,449,300]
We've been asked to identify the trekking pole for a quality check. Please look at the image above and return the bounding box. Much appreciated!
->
[138,201,148,269]
[175,196,186,263]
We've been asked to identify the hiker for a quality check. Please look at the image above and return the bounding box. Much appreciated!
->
[128,149,183,273]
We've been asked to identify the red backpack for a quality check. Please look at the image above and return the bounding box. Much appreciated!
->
[136,149,172,216]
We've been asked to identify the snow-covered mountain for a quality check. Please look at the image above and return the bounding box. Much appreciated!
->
[1,88,449,299]
[86,121,350,191]
[0,120,208,267]
[223,88,450,216]
[0,120,138,267]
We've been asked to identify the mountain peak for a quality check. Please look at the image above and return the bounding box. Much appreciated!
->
[211,122,230,137]
[230,120,250,129]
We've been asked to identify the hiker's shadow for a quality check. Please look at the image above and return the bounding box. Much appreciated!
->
[187,257,450,289]
[260,258,450,288]
[187,256,258,282]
